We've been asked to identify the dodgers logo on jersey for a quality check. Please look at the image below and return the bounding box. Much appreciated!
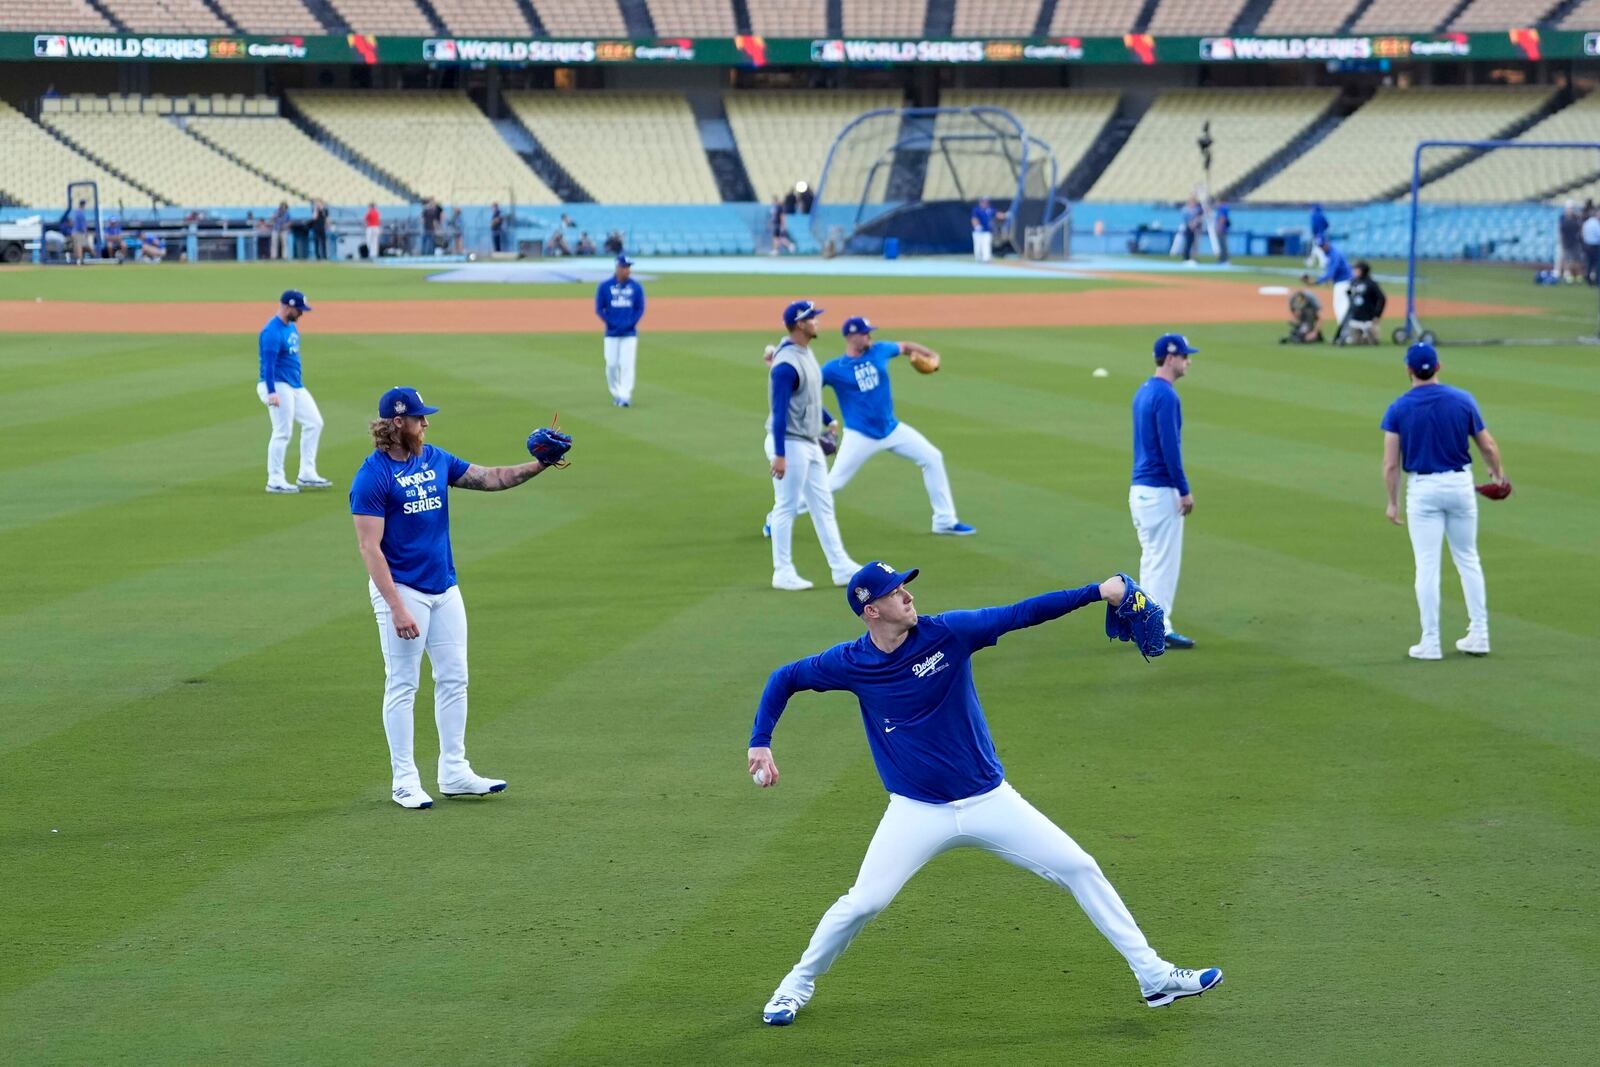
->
[911,650,947,679]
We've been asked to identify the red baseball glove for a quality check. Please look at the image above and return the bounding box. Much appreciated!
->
[1475,480,1512,500]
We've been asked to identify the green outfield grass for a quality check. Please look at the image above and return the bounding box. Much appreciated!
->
[2,263,1596,1065]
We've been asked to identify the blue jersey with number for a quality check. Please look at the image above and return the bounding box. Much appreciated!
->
[822,341,901,440]
[258,316,304,392]
[349,444,472,595]
[749,586,1102,804]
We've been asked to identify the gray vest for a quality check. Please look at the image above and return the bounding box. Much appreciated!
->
[765,339,823,442]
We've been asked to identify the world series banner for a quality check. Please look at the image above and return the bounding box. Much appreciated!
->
[2,29,1596,66]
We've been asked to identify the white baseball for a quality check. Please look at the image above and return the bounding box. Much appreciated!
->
[752,768,770,786]
[1092,367,1109,378]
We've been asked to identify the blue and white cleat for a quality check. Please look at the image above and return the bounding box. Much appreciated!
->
[762,993,803,1026]
[934,522,977,536]
[392,783,433,810]
[439,773,508,797]
[296,475,334,489]
[265,482,299,494]
[762,522,771,538]
[1143,966,1223,1008]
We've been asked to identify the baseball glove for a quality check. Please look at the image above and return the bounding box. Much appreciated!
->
[1475,480,1512,500]
[526,415,573,468]
[1105,573,1166,660]
[820,425,839,456]
[908,351,939,375]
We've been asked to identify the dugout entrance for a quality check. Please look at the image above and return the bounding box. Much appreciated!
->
[812,107,1069,257]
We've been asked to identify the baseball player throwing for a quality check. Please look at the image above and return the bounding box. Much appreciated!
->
[749,561,1222,1025]
[350,386,573,808]
[1381,343,1505,659]
[822,317,976,536]
[257,289,331,494]
[765,300,859,591]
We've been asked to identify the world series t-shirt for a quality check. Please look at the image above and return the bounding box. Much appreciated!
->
[349,444,472,594]
[822,341,901,440]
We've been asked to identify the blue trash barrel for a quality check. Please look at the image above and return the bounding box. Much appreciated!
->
[884,237,900,260]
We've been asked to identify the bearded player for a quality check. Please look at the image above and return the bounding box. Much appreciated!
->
[822,316,975,536]
[350,386,572,809]
[748,562,1222,1025]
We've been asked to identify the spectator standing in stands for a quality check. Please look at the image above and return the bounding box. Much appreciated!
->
[70,199,89,265]
[576,231,596,256]
[490,203,505,253]
[1214,201,1231,264]
[1557,200,1584,283]
[365,202,382,259]
[309,198,329,261]
[1307,203,1329,269]
[1339,261,1387,345]
[270,202,290,260]
[103,216,125,261]
[1303,236,1353,327]
[595,254,645,408]
[770,196,796,255]
[1582,203,1600,286]
[971,197,996,263]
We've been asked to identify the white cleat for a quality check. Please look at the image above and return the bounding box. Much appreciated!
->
[1455,634,1490,656]
[392,782,433,809]
[772,572,814,592]
[1143,966,1224,1008]
[439,773,508,798]
[1408,642,1443,661]
[762,992,804,1026]
[296,475,334,489]
[265,482,299,494]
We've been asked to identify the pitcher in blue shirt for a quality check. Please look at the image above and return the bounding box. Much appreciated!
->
[257,289,331,494]
[350,386,571,808]
[748,561,1223,1027]
[595,254,645,407]
[1128,334,1197,649]
[1381,343,1506,660]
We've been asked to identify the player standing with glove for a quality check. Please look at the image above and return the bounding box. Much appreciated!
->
[1381,343,1507,660]
[1129,334,1197,650]
[748,562,1221,1026]
[350,386,572,809]
[257,289,331,494]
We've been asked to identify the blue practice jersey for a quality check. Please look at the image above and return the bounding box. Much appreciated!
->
[971,204,996,233]
[595,277,645,337]
[1130,376,1188,495]
[349,444,472,595]
[822,341,901,439]
[1381,384,1485,474]
[258,316,304,392]
[1315,244,1353,285]
[749,585,1102,804]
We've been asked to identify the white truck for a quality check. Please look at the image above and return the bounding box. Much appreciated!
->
[0,217,43,263]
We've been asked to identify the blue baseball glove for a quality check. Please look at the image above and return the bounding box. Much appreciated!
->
[1105,573,1165,660]
[526,418,573,468]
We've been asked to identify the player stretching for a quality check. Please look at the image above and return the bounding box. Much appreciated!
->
[823,316,975,536]
[765,301,859,591]
[257,290,331,494]
[1381,343,1506,659]
[350,387,572,808]
[748,562,1223,1025]
[595,254,645,407]
[1129,334,1197,650]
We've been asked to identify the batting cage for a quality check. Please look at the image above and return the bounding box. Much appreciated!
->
[1398,139,1600,347]
[811,107,1069,257]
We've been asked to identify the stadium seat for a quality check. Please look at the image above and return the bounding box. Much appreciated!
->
[1423,93,1600,204]
[215,0,324,33]
[97,0,228,32]
[533,0,628,34]
[326,0,434,34]
[1449,0,1564,31]
[843,0,928,35]
[1050,0,1140,34]
[1353,0,1459,32]
[430,0,534,35]
[288,90,559,205]
[186,117,407,207]
[952,0,1041,36]
[1255,0,1364,33]
[745,0,826,35]
[933,89,1120,200]
[646,0,737,35]
[1086,88,1337,203]
[503,93,721,205]
[1249,87,1556,204]
[1563,0,1600,28]
[724,90,905,214]
[1146,0,1251,35]
[0,99,150,208]
[0,0,112,30]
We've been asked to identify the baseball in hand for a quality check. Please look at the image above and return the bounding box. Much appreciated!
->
[752,768,770,787]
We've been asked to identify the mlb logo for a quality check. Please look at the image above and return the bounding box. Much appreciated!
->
[422,38,457,62]
[810,39,844,63]
[1199,37,1234,61]
[34,35,68,58]
[1586,32,1600,57]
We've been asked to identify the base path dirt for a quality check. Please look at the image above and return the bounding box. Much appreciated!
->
[0,275,1532,334]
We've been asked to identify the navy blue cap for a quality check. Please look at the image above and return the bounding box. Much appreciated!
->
[615,254,634,267]
[1405,342,1438,375]
[1153,333,1198,362]
[280,289,312,311]
[841,315,874,337]
[378,386,439,419]
[847,560,919,616]
[783,299,825,330]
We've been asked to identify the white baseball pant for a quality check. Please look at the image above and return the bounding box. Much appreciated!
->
[773,781,1172,1004]
[604,336,637,404]
[828,422,958,531]
[1129,485,1183,634]
[972,231,993,262]
[256,381,324,485]
[368,580,474,787]
[365,224,381,257]
[1332,280,1351,325]
[765,435,854,581]
[1405,470,1487,645]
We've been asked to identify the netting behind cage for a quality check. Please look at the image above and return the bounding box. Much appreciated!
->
[813,107,1062,256]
